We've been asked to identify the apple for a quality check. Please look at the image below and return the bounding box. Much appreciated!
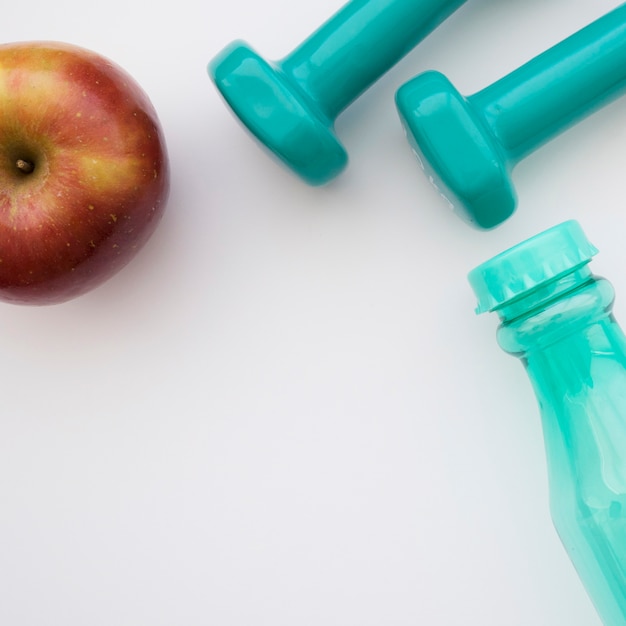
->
[0,41,170,305]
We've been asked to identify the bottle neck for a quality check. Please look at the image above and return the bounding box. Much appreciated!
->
[495,268,615,356]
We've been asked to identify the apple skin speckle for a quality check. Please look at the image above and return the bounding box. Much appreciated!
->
[0,41,170,305]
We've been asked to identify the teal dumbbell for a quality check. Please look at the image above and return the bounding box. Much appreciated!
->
[209,0,468,185]
[396,4,626,229]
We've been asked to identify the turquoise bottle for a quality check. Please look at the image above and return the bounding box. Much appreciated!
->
[468,220,626,625]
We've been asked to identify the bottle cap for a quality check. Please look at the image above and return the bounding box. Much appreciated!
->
[468,220,598,314]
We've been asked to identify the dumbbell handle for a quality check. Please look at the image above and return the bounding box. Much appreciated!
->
[470,4,626,162]
[281,0,467,121]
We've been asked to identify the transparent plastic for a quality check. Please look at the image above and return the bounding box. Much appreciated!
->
[468,221,626,625]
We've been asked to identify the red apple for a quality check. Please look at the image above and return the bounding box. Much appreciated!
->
[0,41,170,305]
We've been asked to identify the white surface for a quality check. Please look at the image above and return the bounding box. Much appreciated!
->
[0,1,623,624]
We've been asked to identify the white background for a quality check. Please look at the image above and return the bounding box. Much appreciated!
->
[0,0,624,624]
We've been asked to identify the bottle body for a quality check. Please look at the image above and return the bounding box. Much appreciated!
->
[497,276,626,625]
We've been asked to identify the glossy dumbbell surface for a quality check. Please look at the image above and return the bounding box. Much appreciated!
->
[209,0,468,185]
[396,4,626,229]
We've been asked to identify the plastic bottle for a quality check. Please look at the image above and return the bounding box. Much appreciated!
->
[468,220,626,625]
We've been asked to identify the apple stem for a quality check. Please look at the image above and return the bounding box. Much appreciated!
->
[16,159,34,174]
